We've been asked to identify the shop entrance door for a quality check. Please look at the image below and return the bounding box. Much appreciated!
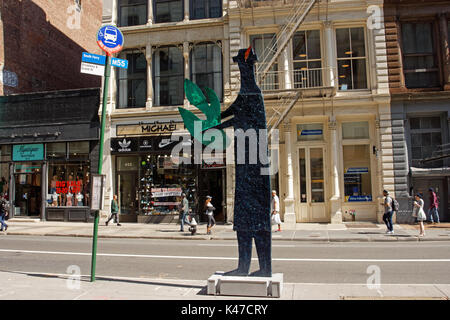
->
[14,163,42,216]
[117,173,138,217]
[297,147,327,222]
[198,169,224,222]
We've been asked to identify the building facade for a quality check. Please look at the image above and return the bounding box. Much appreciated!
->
[0,88,101,222]
[384,0,450,223]
[102,0,394,224]
[0,0,103,95]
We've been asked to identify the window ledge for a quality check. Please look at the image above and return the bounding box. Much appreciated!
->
[119,17,225,33]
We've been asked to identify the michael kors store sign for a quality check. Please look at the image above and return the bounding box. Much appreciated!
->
[117,122,184,136]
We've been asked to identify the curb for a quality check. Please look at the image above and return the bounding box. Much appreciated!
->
[3,231,450,242]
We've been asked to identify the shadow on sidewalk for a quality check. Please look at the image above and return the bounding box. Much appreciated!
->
[1,270,206,291]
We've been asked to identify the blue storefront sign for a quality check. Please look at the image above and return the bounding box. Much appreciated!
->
[301,129,323,136]
[346,167,369,174]
[348,195,373,202]
[12,144,44,161]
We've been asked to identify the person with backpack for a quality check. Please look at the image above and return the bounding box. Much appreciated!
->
[381,190,396,234]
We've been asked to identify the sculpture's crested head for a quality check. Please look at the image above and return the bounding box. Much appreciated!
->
[233,46,258,65]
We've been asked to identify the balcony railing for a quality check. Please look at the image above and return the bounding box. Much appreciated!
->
[237,0,298,8]
[255,67,336,92]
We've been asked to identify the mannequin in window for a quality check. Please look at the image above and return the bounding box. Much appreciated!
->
[76,192,84,206]
[50,175,58,194]
[52,192,58,207]
[66,193,73,206]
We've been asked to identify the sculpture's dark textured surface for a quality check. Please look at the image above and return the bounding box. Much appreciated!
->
[215,47,272,277]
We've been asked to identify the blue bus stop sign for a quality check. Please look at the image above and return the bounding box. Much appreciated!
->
[97,25,124,56]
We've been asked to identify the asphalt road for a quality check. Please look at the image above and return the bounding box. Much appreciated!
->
[1,235,450,284]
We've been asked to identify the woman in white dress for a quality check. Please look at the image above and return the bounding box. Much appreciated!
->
[412,193,426,237]
[271,190,282,232]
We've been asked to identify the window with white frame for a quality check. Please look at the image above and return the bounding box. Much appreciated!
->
[118,0,147,27]
[153,46,184,106]
[190,42,223,102]
[250,33,278,90]
[336,27,367,90]
[292,30,322,88]
[117,50,147,109]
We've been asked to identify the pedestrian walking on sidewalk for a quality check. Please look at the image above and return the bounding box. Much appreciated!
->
[0,193,9,232]
[106,194,121,226]
[382,190,394,234]
[412,193,426,237]
[205,196,215,235]
[178,193,189,232]
[427,188,440,224]
[271,190,281,232]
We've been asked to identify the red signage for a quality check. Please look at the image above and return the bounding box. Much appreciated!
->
[55,181,83,194]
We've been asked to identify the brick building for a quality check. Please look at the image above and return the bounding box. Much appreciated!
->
[0,0,103,95]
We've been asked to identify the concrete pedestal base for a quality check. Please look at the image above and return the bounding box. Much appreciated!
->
[207,272,283,298]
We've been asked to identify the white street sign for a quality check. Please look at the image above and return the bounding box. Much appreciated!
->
[80,62,105,76]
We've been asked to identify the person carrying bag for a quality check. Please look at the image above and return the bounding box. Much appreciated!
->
[412,193,426,237]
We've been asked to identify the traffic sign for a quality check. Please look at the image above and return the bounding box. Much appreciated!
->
[97,25,124,56]
[111,57,128,69]
[81,62,105,76]
[82,52,106,65]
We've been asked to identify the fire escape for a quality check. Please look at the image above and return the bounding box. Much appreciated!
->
[235,0,336,137]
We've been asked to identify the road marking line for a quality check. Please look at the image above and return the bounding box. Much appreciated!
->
[197,244,296,247]
[1,248,450,262]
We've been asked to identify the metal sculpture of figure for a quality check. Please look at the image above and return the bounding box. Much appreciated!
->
[178,47,272,277]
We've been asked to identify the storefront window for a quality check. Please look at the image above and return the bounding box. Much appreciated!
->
[143,154,196,215]
[116,154,196,216]
[68,141,90,160]
[342,121,369,139]
[297,123,323,141]
[47,143,66,160]
[48,163,90,207]
[343,145,372,201]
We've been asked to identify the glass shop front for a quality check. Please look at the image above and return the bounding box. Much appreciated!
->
[111,135,226,223]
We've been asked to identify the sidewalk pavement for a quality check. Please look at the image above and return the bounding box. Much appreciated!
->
[0,270,449,300]
[2,219,450,242]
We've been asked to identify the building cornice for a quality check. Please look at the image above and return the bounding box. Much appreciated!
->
[119,17,228,35]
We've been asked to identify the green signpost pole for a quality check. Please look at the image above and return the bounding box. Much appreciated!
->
[90,54,111,282]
